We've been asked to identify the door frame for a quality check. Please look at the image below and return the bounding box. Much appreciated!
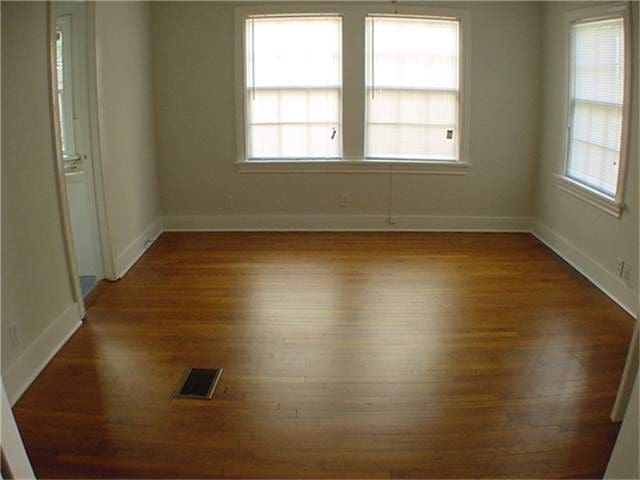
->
[46,0,117,318]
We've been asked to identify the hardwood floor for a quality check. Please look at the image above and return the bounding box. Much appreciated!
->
[13,232,634,478]
[83,279,108,309]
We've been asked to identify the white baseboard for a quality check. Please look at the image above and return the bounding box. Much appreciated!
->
[2,302,83,406]
[532,220,637,318]
[116,217,163,278]
[162,214,533,232]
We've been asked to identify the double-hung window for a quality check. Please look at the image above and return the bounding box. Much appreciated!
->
[235,6,470,173]
[365,16,460,161]
[244,15,342,160]
[558,4,631,217]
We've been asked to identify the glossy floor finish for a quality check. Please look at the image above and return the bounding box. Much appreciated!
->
[14,233,634,478]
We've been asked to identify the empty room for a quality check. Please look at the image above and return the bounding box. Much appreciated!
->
[1,0,638,478]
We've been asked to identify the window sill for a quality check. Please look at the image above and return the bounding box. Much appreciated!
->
[236,159,471,175]
[554,174,623,218]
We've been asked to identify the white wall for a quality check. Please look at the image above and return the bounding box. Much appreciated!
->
[152,2,542,230]
[1,1,82,403]
[533,2,639,316]
[94,1,162,276]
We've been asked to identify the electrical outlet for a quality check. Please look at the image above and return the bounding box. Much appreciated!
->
[224,195,233,210]
[340,193,350,208]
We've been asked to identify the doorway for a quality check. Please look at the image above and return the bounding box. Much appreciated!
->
[54,1,104,298]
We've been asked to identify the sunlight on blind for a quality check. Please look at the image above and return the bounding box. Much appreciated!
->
[568,17,625,196]
[245,16,342,159]
[365,16,460,160]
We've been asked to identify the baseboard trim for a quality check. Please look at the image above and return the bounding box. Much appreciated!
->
[2,302,83,406]
[116,217,163,278]
[163,214,636,318]
[532,220,637,318]
[162,214,533,232]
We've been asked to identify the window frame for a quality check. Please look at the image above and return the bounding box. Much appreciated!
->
[234,4,471,174]
[555,3,632,218]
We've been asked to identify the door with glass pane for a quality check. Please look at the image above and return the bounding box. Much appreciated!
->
[56,2,104,298]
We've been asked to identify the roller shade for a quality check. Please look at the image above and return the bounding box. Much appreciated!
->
[365,16,460,161]
[245,15,342,159]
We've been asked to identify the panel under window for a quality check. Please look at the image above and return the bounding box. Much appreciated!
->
[365,16,460,161]
[567,17,625,197]
[245,15,342,160]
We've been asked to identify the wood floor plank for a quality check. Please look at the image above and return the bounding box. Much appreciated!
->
[13,232,634,478]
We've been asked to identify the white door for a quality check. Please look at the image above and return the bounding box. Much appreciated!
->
[55,2,104,298]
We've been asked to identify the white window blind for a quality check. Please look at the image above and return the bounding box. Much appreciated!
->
[365,16,460,161]
[245,15,342,160]
[568,17,625,197]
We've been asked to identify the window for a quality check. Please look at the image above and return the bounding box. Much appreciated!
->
[558,5,631,217]
[235,6,470,173]
[55,15,78,161]
[365,16,460,161]
[244,15,342,160]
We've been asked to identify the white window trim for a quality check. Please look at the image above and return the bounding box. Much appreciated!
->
[234,4,471,175]
[235,159,471,174]
[554,174,625,218]
[557,3,632,218]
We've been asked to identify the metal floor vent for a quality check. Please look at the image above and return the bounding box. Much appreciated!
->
[173,368,223,400]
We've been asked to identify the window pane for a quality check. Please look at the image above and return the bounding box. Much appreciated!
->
[568,17,625,196]
[368,90,458,131]
[573,101,622,152]
[251,89,339,124]
[245,16,342,159]
[368,124,456,159]
[574,18,625,104]
[55,28,67,154]
[365,16,460,160]
[568,139,620,196]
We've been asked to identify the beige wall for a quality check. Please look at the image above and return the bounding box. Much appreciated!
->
[95,1,162,273]
[151,2,542,222]
[534,2,639,299]
[1,1,162,402]
[1,2,77,371]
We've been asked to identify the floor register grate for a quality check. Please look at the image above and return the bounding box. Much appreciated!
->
[173,368,223,400]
